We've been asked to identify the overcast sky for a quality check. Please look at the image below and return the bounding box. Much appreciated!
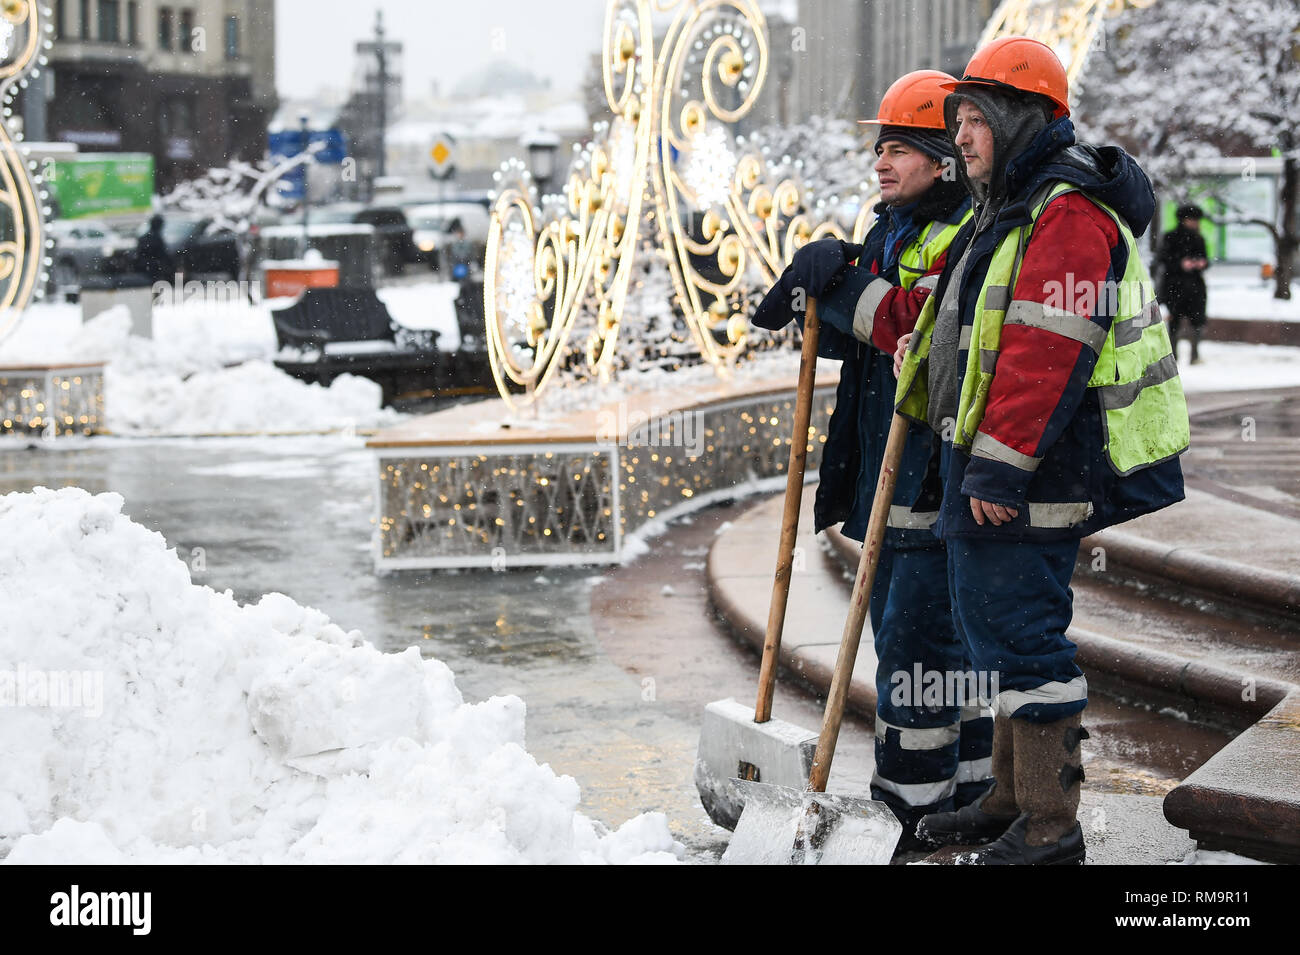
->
[274,0,611,102]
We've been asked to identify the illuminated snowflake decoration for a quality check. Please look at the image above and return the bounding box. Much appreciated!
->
[497,222,537,344]
[681,124,737,209]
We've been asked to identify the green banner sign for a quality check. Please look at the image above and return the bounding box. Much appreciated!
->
[48,153,154,220]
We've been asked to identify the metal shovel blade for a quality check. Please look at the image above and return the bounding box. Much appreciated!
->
[694,698,819,831]
[720,779,902,865]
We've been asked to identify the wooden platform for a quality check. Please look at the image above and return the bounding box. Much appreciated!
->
[366,369,839,570]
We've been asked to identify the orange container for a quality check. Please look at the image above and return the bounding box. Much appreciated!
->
[264,263,340,298]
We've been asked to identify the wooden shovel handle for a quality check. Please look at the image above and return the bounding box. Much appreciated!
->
[806,411,910,792]
[755,298,821,723]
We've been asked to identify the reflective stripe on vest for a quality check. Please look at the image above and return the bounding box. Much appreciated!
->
[859,213,971,343]
[887,504,939,530]
[896,182,1191,521]
[883,212,971,530]
[896,213,972,292]
[857,209,972,348]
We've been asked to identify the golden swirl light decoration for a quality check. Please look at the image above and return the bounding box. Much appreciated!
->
[0,1,48,344]
[484,0,849,410]
[648,0,874,373]
[979,0,1159,86]
[484,0,1156,409]
[484,0,655,408]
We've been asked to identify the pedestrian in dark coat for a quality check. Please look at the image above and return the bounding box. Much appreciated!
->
[1157,205,1210,363]
[134,215,175,285]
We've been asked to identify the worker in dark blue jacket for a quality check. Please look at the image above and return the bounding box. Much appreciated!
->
[753,71,988,848]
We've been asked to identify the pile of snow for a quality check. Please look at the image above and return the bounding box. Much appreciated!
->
[66,308,399,435]
[1,280,465,435]
[3,296,280,375]
[0,487,682,864]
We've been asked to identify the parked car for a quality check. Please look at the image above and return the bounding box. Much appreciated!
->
[406,202,490,272]
[357,205,419,274]
[141,215,242,280]
[46,219,137,294]
[311,203,416,275]
[246,207,285,239]
[398,191,492,212]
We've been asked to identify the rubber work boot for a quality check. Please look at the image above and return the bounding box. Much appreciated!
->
[954,712,1089,865]
[915,713,1017,847]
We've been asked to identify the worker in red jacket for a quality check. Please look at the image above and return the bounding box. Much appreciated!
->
[892,37,1189,864]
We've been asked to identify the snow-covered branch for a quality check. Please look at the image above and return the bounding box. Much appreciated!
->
[161,143,326,236]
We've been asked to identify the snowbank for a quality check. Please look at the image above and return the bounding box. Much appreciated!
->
[66,308,400,435]
[0,280,465,435]
[2,297,278,374]
[72,308,401,435]
[0,487,682,864]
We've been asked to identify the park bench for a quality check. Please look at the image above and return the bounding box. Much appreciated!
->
[272,288,440,405]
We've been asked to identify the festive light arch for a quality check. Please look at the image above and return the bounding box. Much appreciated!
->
[484,0,1158,409]
[0,1,50,344]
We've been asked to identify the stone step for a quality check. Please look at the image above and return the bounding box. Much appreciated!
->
[708,487,1299,862]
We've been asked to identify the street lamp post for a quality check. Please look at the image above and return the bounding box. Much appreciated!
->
[523,130,561,197]
[375,10,388,181]
[300,111,311,254]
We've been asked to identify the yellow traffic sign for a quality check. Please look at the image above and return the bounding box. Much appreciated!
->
[430,135,456,179]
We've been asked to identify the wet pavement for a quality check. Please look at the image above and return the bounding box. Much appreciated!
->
[1184,387,1300,518]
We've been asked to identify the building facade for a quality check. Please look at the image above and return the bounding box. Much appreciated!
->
[755,0,993,126]
[33,0,277,188]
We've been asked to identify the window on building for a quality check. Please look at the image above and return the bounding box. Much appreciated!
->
[55,0,66,38]
[159,95,196,139]
[224,15,239,60]
[158,6,173,50]
[127,0,138,45]
[79,0,89,40]
[97,0,119,43]
[178,8,194,53]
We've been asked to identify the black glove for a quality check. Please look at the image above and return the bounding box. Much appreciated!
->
[750,239,864,331]
[752,264,800,330]
[791,238,864,300]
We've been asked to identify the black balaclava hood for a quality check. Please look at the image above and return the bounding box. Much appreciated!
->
[875,125,955,163]
[944,85,1054,214]
[925,88,1051,428]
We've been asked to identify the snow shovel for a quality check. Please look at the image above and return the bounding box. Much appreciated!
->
[693,297,824,831]
[721,412,910,864]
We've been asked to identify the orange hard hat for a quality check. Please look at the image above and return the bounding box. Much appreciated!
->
[858,70,955,130]
[945,36,1070,118]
